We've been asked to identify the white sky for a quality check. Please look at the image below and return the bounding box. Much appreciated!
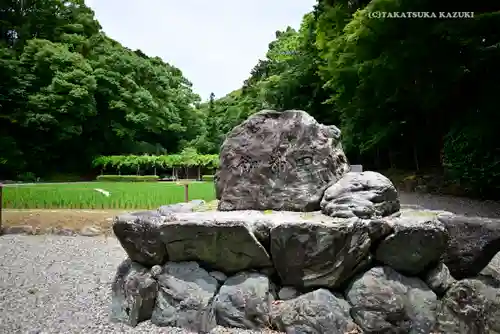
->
[84,0,316,101]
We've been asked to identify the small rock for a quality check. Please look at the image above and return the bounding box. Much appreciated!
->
[3,225,35,235]
[130,210,162,217]
[209,271,227,283]
[425,262,457,295]
[157,200,204,214]
[54,227,75,236]
[278,287,298,300]
[150,265,162,278]
[480,251,500,283]
[321,171,400,219]
[79,225,102,237]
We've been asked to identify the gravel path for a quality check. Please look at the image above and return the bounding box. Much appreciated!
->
[0,235,279,334]
[399,191,500,218]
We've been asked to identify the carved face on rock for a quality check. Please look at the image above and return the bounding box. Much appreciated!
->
[215,110,351,211]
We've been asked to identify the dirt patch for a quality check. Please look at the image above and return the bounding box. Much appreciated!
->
[1,209,132,235]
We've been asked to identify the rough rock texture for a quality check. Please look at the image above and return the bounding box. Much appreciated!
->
[321,171,400,218]
[110,259,158,326]
[424,263,457,296]
[345,266,438,334]
[151,262,218,332]
[277,287,298,301]
[438,214,500,279]
[480,251,500,283]
[110,199,500,333]
[159,219,272,273]
[270,289,358,333]
[270,218,392,289]
[214,272,275,329]
[215,109,350,211]
[113,213,168,266]
[158,200,205,215]
[375,216,449,275]
[434,277,500,333]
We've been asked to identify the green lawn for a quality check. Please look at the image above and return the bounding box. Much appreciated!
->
[2,182,216,209]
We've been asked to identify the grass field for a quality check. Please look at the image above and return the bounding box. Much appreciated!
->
[2,181,216,209]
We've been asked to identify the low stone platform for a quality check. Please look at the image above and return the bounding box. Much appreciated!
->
[109,109,500,333]
[110,204,500,333]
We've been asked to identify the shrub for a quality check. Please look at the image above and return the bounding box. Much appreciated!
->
[96,175,159,182]
[17,172,37,182]
[201,175,215,182]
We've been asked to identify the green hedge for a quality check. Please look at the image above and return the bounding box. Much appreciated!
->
[96,175,160,182]
[201,175,215,182]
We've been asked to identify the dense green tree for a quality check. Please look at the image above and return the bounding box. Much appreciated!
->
[197,1,500,197]
[2,0,499,197]
[0,0,201,179]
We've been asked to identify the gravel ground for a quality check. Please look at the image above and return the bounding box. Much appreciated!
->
[399,191,500,218]
[0,192,498,334]
[0,235,281,334]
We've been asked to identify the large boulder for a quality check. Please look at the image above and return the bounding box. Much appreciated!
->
[345,266,438,333]
[438,214,500,279]
[157,213,273,273]
[150,262,218,332]
[270,288,358,333]
[113,213,168,267]
[434,277,500,333]
[270,218,392,289]
[214,272,275,329]
[110,259,158,326]
[375,216,449,275]
[321,171,400,219]
[215,109,350,211]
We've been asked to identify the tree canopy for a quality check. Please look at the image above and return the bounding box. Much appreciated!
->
[1,0,499,197]
[1,0,202,178]
[190,1,500,197]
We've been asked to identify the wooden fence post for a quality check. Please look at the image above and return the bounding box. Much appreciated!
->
[184,183,189,203]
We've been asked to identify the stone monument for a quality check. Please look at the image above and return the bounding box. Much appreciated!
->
[215,109,350,211]
[109,110,500,333]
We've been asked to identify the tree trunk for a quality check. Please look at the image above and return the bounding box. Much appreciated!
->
[197,166,201,180]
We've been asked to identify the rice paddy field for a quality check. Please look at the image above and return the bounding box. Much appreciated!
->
[2,181,216,209]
